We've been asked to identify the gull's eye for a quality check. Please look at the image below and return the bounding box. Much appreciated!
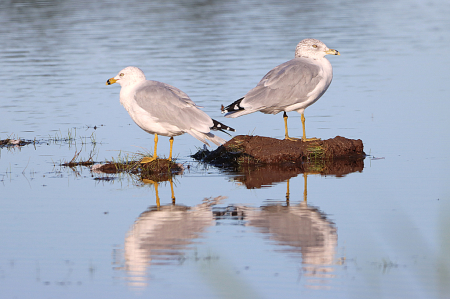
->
[312,44,318,48]
[120,73,124,77]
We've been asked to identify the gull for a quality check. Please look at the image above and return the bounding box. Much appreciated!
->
[107,66,234,163]
[222,38,339,141]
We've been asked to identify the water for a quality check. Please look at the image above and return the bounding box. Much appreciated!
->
[1,0,450,298]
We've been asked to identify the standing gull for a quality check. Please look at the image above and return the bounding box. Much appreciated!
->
[107,66,234,163]
[222,38,339,141]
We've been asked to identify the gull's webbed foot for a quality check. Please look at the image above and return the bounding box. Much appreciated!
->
[140,156,157,164]
[284,135,300,141]
[302,137,320,142]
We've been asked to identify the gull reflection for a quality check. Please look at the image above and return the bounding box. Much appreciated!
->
[119,177,225,289]
[245,173,337,289]
[227,159,359,289]
[116,158,361,290]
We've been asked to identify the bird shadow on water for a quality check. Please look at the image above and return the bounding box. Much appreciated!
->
[112,158,363,291]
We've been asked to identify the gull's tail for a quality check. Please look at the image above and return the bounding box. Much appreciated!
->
[187,119,235,146]
[205,133,227,146]
[187,130,227,147]
[221,97,255,118]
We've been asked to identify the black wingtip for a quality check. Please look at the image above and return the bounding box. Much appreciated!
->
[221,97,245,114]
[211,119,235,133]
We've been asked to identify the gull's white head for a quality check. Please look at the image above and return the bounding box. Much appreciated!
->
[106,66,146,87]
[295,38,340,59]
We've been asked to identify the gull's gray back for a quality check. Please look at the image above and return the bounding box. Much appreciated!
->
[243,57,327,114]
[134,81,213,133]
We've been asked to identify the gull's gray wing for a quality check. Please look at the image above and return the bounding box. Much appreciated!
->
[134,81,213,133]
[242,57,323,113]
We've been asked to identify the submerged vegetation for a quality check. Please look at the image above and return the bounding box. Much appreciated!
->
[66,150,185,182]
[105,160,181,181]
[91,157,184,182]
[1,128,184,183]
[61,148,97,167]
[0,138,34,147]
[1,128,99,149]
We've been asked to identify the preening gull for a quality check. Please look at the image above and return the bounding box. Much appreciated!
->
[107,66,234,163]
[222,38,339,141]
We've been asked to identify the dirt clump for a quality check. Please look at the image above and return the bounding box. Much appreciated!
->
[193,135,365,167]
[0,139,33,148]
[91,159,184,182]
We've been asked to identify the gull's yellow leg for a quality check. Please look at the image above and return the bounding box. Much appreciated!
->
[141,133,158,164]
[303,172,308,202]
[153,180,160,209]
[142,179,160,208]
[170,177,176,205]
[153,133,158,159]
[283,112,299,141]
[168,137,174,161]
[286,179,290,202]
[301,112,320,142]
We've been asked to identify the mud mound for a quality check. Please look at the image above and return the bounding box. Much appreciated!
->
[193,135,365,167]
[91,159,184,182]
